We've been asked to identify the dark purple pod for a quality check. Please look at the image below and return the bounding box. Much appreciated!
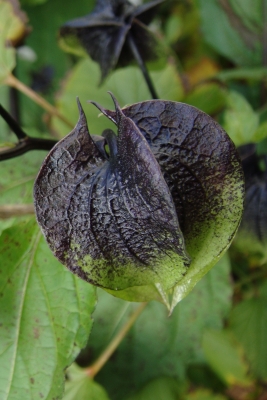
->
[59,0,162,82]
[34,94,244,305]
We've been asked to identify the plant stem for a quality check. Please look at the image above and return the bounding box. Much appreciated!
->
[0,103,57,160]
[0,103,26,140]
[4,73,73,129]
[85,302,147,378]
[127,34,158,99]
[0,204,34,219]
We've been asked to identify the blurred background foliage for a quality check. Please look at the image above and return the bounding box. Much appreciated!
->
[0,0,267,399]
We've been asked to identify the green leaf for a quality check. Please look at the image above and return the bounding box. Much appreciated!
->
[0,151,44,235]
[63,364,110,400]
[0,219,96,400]
[87,255,232,399]
[252,120,267,142]
[229,0,262,33]
[0,2,16,84]
[222,90,259,146]
[202,330,251,386]
[0,153,43,205]
[229,283,267,380]
[216,67,267,82]
[126,376,186,400]
[52,58,184,137]
[186,389,228,400]
[184,83,227,115]
[198,0,261,67]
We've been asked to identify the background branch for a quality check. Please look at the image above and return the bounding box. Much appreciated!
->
[0,103,57,160]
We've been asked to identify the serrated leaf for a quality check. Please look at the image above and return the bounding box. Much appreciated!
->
[0,219,96,400]
[63,364,110,400]
[52,58,184,137]
[222,91,259,146]
[87,255,232,399]
[202,330,251,386]
[229,283,267,380]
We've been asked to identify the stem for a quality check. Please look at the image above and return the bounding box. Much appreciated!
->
[0,137,58,161]
[85,302,147,378]
[0,204,34,219]
[0,103,57,160]
[4,73,73,129]
[127,34,158,99]
[0,103,26,139]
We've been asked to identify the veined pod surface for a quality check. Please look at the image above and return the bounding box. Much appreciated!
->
[34,94,244,309]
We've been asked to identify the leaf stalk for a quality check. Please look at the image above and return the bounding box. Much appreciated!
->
[127,34,158,99]
[0,103,57,160]
[4,73,73,129]
[85,302,147,378]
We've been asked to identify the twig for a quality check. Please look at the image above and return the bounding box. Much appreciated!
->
[0,204,35,219]
[0,103,57,160]
[127,33,158,99]
[4,73,73,129]
[85,302,147,378]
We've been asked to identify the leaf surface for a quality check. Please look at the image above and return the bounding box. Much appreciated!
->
[202,330,251,386]
[198,0,262,67]
[63,364,110,400]
[126,376,185,400]
[229,283,267,380]
[0,219,96,400]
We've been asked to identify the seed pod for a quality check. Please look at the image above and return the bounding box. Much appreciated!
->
[59,0,162,82]
[34,94,244,307]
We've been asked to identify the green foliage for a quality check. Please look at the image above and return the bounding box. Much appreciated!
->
[126,377,186,400]
[202,330,251,386]
[52,58,184,137]
[0,1,16,84]
[0,0,266,399]
[63,364,110,400]
[198,0,262,66]
[0,219,96,400]
[88,256,232,398]
[229,283,267,380]
[222,91,259,146]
